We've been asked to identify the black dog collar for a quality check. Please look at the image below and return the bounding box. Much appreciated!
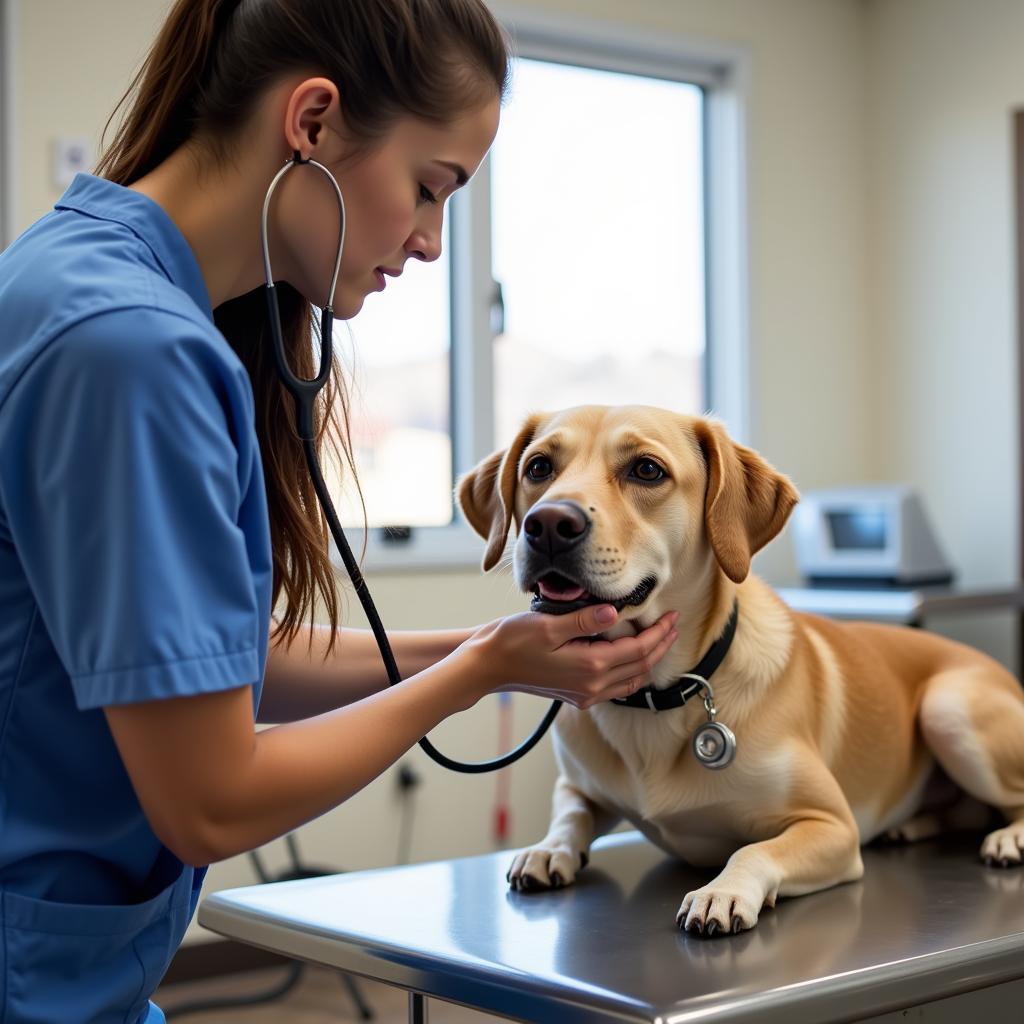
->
[611,601,739,713]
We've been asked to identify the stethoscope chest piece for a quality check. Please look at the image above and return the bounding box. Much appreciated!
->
[692,720,737,770]
[691,680,737,770]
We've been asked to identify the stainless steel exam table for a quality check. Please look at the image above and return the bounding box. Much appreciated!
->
[198,830,1024,1023]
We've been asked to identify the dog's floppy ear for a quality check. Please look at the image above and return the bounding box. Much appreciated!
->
[456,415,543,571]
[693,419,800,583]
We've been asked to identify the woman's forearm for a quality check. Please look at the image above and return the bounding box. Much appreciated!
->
[203,646,490,862]
[107,640,495,866]
[258,621,475,722]
[104,605,678,867]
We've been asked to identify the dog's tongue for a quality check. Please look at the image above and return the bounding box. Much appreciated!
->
[538,579,588,602]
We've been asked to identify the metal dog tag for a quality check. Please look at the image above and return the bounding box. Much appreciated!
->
[692,682,736,770]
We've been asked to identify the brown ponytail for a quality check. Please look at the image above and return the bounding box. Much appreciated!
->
[96,0,509,656]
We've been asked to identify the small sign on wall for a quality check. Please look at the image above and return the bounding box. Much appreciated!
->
[52,137,93,189]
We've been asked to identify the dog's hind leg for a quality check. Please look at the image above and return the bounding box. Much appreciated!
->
[884,794,992,844]
[919,666,1024,867]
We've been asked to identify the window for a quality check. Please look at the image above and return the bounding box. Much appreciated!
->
[490,60,705,443]
[330,21,747,570]
[332,223,453,529]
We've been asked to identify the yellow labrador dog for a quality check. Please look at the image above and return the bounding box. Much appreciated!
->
[457,406,1024,936]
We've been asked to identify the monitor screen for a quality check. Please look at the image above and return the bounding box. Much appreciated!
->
[826,507,888,551]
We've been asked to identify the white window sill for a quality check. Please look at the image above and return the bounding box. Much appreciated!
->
[328,521,496,575]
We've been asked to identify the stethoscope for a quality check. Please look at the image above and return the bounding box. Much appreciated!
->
[260,152,561,773]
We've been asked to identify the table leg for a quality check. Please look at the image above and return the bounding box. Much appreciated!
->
[409,991,429,1023]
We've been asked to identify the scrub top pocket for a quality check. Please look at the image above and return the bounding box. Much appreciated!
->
[0,864,195,1024]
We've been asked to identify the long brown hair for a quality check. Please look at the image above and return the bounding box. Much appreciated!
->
[96,0,509,655]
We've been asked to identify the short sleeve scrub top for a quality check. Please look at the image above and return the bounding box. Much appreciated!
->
[0,174,273,1023]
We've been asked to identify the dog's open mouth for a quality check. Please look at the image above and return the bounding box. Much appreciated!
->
[529,572,657,616]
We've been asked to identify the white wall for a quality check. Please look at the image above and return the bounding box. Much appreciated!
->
[866,0,1022,662]
[10,0,1019,945]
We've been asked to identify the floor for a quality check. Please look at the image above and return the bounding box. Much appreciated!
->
[155,964,509,1023]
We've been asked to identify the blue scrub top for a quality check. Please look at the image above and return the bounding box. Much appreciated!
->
[0,175,273,1022]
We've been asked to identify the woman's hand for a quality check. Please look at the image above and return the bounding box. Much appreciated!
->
[464,606,679,710]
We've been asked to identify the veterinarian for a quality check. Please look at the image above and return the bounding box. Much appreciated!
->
[0,1,682,1020]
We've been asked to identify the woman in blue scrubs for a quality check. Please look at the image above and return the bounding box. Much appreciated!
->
[0,1,680,1020]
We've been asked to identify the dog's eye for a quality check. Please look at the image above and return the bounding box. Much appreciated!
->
[525,455,553,481]
[630,458,666,483]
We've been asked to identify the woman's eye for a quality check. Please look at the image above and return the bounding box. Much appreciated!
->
[525,455,553,481]
[418,184,439,205]
[630,458,666,483]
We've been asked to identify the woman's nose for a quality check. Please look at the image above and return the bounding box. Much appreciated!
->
[405,214,443,263]
[405,235,441,262]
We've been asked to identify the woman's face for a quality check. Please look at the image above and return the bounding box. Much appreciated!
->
[278,95,500,318]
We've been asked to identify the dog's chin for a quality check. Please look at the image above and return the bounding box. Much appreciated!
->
[527,571,658,617]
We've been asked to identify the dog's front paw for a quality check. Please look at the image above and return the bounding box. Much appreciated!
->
[507,845,588,892]
[981,822,1024,867]
[677,879,767,937]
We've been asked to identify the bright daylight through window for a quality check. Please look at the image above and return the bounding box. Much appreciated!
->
[331,57,706,533]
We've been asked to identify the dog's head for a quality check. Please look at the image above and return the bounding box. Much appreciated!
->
[457,406,799,619]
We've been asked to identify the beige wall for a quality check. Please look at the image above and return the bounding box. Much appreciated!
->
[7,0,1019,944]
[8,1,165,228]
[866,0,1022,660]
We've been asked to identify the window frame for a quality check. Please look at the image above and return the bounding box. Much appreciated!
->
[332,9,751,574]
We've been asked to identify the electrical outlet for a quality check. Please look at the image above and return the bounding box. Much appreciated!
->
[396,761,421,792]
[52,137,93,189]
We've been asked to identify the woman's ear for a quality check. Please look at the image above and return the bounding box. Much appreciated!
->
[283,76,341,158]
[457,414,544,571]
[692,419,800,583]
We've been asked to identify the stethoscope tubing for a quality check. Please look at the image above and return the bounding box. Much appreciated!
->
[261,153,561,773]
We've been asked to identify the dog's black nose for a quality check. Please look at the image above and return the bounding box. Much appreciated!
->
[523,501,590,556]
